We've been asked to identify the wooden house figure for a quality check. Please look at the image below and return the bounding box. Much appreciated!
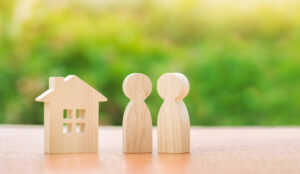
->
[35,75,107,153]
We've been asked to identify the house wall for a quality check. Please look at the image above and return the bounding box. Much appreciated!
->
[44,103,50,153]
[48,102,99,153]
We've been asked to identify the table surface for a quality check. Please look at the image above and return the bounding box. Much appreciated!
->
[1,125,300,174]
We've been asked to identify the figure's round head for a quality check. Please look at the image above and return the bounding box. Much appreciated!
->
[157,73,189,100]
[123,73,152,100]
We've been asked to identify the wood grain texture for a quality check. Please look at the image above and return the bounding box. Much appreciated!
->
[122,73,152,153]
[1,126,300,174]
[157,73,190,153]
[35,75,107,153]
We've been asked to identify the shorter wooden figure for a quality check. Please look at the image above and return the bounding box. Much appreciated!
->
[35,75,107,153]
[122,73,152,153]
[157,73,190,153]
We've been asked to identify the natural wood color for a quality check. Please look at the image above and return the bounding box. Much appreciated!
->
[157,73,190,153]
[122,73,152,153]
[1,126,300,174]
[35,75,107,153]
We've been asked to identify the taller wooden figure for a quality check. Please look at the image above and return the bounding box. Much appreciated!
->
[157,73,190,153]
[122,73,152,153]
[36,75,107,153]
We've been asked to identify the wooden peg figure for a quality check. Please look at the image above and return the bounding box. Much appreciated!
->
[157,73,190,153]
[122,73,152,153]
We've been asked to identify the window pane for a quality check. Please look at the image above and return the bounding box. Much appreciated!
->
[63,109,72,119]
[63,123,72,133]
[76,123,85,133]
[76,109,85,119]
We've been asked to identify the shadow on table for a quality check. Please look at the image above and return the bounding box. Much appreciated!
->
[123,153,190,174]
[158,153,190,174]
[44,153,100,173]
[124,153,153,173]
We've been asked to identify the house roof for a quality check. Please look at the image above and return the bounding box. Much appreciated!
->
[35,75,107,103]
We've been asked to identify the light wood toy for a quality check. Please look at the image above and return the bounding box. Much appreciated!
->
[35,75,107,153]
[122,73,152,153]
[157,73,190,153]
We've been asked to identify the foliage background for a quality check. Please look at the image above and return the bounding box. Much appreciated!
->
[1,0,300,125]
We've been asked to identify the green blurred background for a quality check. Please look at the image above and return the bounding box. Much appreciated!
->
[1,0,300,126]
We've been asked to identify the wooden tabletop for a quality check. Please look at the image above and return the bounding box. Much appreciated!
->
[0,126,300,174]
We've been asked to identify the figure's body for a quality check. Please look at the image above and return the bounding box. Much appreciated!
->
[122,73,152,153]
[157,73,190,153]
[123,101,152,153]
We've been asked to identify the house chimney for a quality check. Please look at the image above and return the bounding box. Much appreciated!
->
[49,77,64,89]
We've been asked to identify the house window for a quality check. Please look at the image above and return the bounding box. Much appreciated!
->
[76,123,85,133]
[76,109,85,119]
[63,109,72,119]
[63,109,86,134]
[63,123,72,133]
